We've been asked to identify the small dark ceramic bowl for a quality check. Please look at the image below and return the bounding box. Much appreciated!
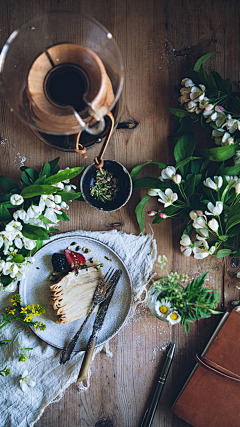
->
[80,160,132,212]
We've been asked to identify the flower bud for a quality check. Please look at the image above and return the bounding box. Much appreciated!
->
[215,105,224,112]
[208,218,219,232]
[148,188,160,197]
[231,301,239,306]
[235,183,240,194]
[147,210,157,217]
[189,210,197,221]
[172,174,182,184]
[196,211,203,216]
[205,103,214,111]
[227,137,234,145]
[159,213,167,219]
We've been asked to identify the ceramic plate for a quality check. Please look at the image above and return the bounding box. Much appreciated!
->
[19,236,133,351]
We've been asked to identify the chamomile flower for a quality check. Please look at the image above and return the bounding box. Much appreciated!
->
[155,299,171,318]
[167,311,181,325]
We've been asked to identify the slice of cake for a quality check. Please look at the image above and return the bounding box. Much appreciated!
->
[50,260,104,324]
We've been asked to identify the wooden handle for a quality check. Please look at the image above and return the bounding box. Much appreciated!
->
[77,334,97,382]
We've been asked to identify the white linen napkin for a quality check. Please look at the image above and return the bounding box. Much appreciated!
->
[0,230,157,427]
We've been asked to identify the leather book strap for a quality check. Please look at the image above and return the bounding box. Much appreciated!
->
[196,354,240,382]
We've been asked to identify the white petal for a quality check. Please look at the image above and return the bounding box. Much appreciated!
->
[182,247,192,257]
[20,380,28,392]
[165,188,173,197]
[27,376,36,387]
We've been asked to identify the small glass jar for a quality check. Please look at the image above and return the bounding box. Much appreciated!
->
[147,283,168,322]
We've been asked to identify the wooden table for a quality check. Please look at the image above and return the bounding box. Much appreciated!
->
[0,0,239,425]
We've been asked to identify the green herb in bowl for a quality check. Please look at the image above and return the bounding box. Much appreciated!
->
[90,169,119,203]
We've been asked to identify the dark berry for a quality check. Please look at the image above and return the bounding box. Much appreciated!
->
[52,253,69,272]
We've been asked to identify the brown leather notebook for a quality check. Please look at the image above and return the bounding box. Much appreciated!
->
[172,310,240,427]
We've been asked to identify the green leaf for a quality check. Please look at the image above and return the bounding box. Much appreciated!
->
[174,132,195,163]
[57,191,82,202]
[153,161,168,169]
[172,117,193,137]
[220,78,232,94]
[40,162,51,178]
[11,254,25,263]
[202,142,239,162]
[22,224,49,240]
[21,185,58,198]
[229,224,240,236]
[135,195,150,232]
[168,107,192,118]
[216,249,232,258]
[229,94,240,114]
[22,168,39,183]
[175,156,201,170]
[34,175,47,185]
[185,173,196,197]
[226,213,240,232]
[211,72,223,90]
[130,161,152,181]
[21,171,32,186]
[189,70,201,85]
[207,72,218,90]
[48,227,60,232]
[48,157,60,175]
[133,177,161,189]
[193,52,218,72]
[198,64,208,86]
[30,240,43,255]
[38,215,55,225]
[56,210,70,221]
[220,164,240,176]
[0,205,12,221]
[174,132,195,176]
[45,167,84,185]
[0,176,19,193]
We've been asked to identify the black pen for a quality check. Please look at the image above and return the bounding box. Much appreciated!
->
[140,343,176,427]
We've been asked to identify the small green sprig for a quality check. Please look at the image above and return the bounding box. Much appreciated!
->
[152,256,221,333]
[0,365,11,376]
[0,294,46,369]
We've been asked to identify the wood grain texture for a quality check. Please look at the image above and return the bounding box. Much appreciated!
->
[0,0,239,426]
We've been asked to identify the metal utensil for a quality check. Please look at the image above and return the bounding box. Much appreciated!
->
[60,267,116,364]
[77,269,122,382]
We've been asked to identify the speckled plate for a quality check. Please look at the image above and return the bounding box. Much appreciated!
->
[19,236,133,351]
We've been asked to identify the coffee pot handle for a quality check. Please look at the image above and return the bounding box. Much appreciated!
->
[94,112,115,174]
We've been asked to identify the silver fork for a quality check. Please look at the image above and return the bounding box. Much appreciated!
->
[60,267,115,364]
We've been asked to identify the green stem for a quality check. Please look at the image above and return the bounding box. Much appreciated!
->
[0,339,25,354]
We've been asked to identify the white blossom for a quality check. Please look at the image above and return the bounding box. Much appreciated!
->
[181,78,195,88]
[193,217,207,229]
[205,201,223,216]
[10,194,24,206]
[20,370,36,393]
[158,189,178,208]
[193,244,215,259]
[203,176,223,190]
[161,166,176,180]
[13,210,29,222]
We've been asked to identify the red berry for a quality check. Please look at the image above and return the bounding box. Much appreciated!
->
[64,249,86,270]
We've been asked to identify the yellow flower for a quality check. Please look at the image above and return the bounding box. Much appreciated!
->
[20,307,28,314]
